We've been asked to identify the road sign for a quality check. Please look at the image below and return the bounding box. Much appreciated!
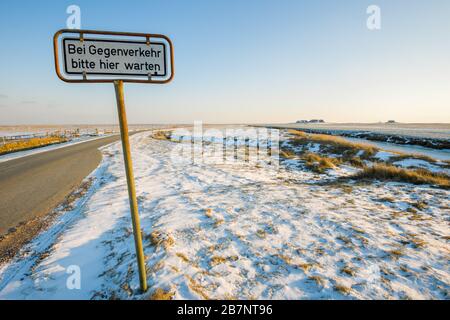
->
[53,29,175,293]
[53,29,174,83]
[63,38,167,77]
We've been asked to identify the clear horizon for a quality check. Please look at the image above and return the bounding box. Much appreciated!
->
[1,0,449,125]
[2,121,450,127]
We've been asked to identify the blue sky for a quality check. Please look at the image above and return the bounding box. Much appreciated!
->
[0,0,449,124]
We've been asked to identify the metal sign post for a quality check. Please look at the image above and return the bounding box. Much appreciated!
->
[53,29,174,293]
[114,80,147,292]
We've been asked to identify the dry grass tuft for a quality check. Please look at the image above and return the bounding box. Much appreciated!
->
[341,266,356,277]
[204,208,214,218]
[340,185,353,194]
[148,288,174,300]
[348,157,365,168]
[256,229,267,239]
[352,163,450,188]
[404,234,427,249]
[0,137,67,155]
[148,230,175,250]
[204,209,225,227]
[387,248,404,259]
[314,247,325,256]
[214,219,224,227]
[170,265,180,273]
[176,252,190,263]
[303,152,341,173]
[186,275,210,300]
[308,275,325,286]
[288,129,308,138]
[411,238,427,248]
[334,284,352,295]
[408,213,431,221]
[411,200,428,211]
[351,226,366,234]
[280,149,296,159]
[378,196,395,203]
[151,131,172,141]
[276,254,293,265]
[210,256,227,267]
[337,235,352,246]
[296,263,315,272]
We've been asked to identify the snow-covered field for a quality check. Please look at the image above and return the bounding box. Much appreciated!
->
[0,129,449,300]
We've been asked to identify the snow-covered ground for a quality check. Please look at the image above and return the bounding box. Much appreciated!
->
[0,129,449,300]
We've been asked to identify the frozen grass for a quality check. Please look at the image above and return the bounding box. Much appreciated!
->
[151,131,172,141]
[288,129,378,159]
[303,152,341,173]
[281,129,381,174]
[347,157,365,168]
[388,153,437,164]
[352,163,450,189]
[0,137,67,155]
[283,129,449,182]
[148,288,174,300]
[280,149,296,159]
[148,230,175,250]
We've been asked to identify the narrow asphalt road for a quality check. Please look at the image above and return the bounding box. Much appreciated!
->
[0,134,128,236]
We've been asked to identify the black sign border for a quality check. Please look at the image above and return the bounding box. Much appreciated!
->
[62,37,167,77]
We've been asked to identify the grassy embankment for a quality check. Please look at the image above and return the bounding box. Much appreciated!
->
[353,164,449,188]
[0,137,68,155]
[282,129,377,173]
[283,129,450,188]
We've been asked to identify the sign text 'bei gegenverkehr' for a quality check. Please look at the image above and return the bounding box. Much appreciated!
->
[63,38,166,77]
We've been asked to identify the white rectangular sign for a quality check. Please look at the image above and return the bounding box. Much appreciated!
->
[62,38,167,77]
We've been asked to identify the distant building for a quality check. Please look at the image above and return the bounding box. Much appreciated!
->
[386,120,396,124]
[296,119,325,123]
